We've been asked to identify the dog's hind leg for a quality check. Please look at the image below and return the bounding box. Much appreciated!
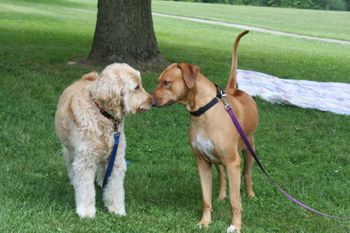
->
[214,164,226,200]
[242,137,255,198]
[225,150,242,233]
[62,146,74,185]
[95,162,106,188]
[72,152,97,218]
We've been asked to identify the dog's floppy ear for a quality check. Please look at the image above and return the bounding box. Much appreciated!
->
[177,63,199,89]
[89,72,123,106]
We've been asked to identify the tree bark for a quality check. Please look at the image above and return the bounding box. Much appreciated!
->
[88,0,166,71]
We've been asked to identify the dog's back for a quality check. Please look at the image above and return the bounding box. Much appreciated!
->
[55,72,98,147]
[227,89,258,140]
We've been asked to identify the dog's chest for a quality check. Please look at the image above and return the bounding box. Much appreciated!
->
[191,133,219,163]
[96,131,116,160]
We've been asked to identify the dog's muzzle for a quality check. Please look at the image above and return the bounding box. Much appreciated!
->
[151,96,157,107]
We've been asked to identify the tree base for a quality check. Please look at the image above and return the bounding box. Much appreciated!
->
[87,0,167,73]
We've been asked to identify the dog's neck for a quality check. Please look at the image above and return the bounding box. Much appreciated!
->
[90,92,124,125]
[183,75,217,113]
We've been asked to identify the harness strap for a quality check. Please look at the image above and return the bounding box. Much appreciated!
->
[93,100,121,190]
[219,87,347,220]
[102,132,120,190]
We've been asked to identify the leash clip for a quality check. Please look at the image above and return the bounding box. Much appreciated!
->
[221,93,231,110]
[224,102,231,110]
[113,121,120,132]
[215,85,231,110]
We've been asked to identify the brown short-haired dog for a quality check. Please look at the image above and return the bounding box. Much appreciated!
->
[151,31,258,233]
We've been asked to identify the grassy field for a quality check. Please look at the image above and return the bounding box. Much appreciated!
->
[153,0,350,41]
[0,0,350,232]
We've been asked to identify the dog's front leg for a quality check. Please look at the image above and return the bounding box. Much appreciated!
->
[103,135,127,217]
[72,155,97,218]
[102,158,127,216]
[196,155,213,228]
[225,153,242,233]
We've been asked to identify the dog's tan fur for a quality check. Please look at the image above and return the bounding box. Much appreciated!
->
[151,31,258,232]
[55,63,153,218]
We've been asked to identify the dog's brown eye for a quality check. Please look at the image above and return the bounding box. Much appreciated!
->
[135,85,140,90]
[163,80,169,86]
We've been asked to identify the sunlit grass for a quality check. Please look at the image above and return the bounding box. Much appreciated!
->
[152,0,350,41]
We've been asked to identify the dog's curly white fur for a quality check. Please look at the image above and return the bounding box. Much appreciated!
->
[55,63,152,218]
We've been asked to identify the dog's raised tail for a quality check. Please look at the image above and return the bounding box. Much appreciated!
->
[226,30,249,90]
[82,71,99,81]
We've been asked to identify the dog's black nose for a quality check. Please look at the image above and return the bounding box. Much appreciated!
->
[151,97,157,106]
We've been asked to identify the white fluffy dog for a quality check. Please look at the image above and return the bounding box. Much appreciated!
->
[55,63,153,218]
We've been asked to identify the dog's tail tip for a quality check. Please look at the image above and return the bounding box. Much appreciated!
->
[242,30,250,36]
[226,30,249,90]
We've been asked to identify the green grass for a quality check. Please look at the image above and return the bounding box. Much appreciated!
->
[0,0,350,232]
[153,0,350,41]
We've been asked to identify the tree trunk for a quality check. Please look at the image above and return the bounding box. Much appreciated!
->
[88,0,166,71]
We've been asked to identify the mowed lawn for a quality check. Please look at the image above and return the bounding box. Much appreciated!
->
[153,0,350,41]
[0,0,349,233]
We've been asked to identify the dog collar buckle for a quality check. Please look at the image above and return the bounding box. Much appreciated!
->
[113,121,120,132]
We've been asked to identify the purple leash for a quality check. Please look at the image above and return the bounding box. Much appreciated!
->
[220,89,347,220]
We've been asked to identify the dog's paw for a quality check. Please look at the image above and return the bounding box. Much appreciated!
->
[76,205,96,218]
[248,191,255,199]
[108,206,126,217]
[226,225,241,233]
[217,194,226,201]
[197,220,210,229]
[248,194,255,199]
[110,210,126,217]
